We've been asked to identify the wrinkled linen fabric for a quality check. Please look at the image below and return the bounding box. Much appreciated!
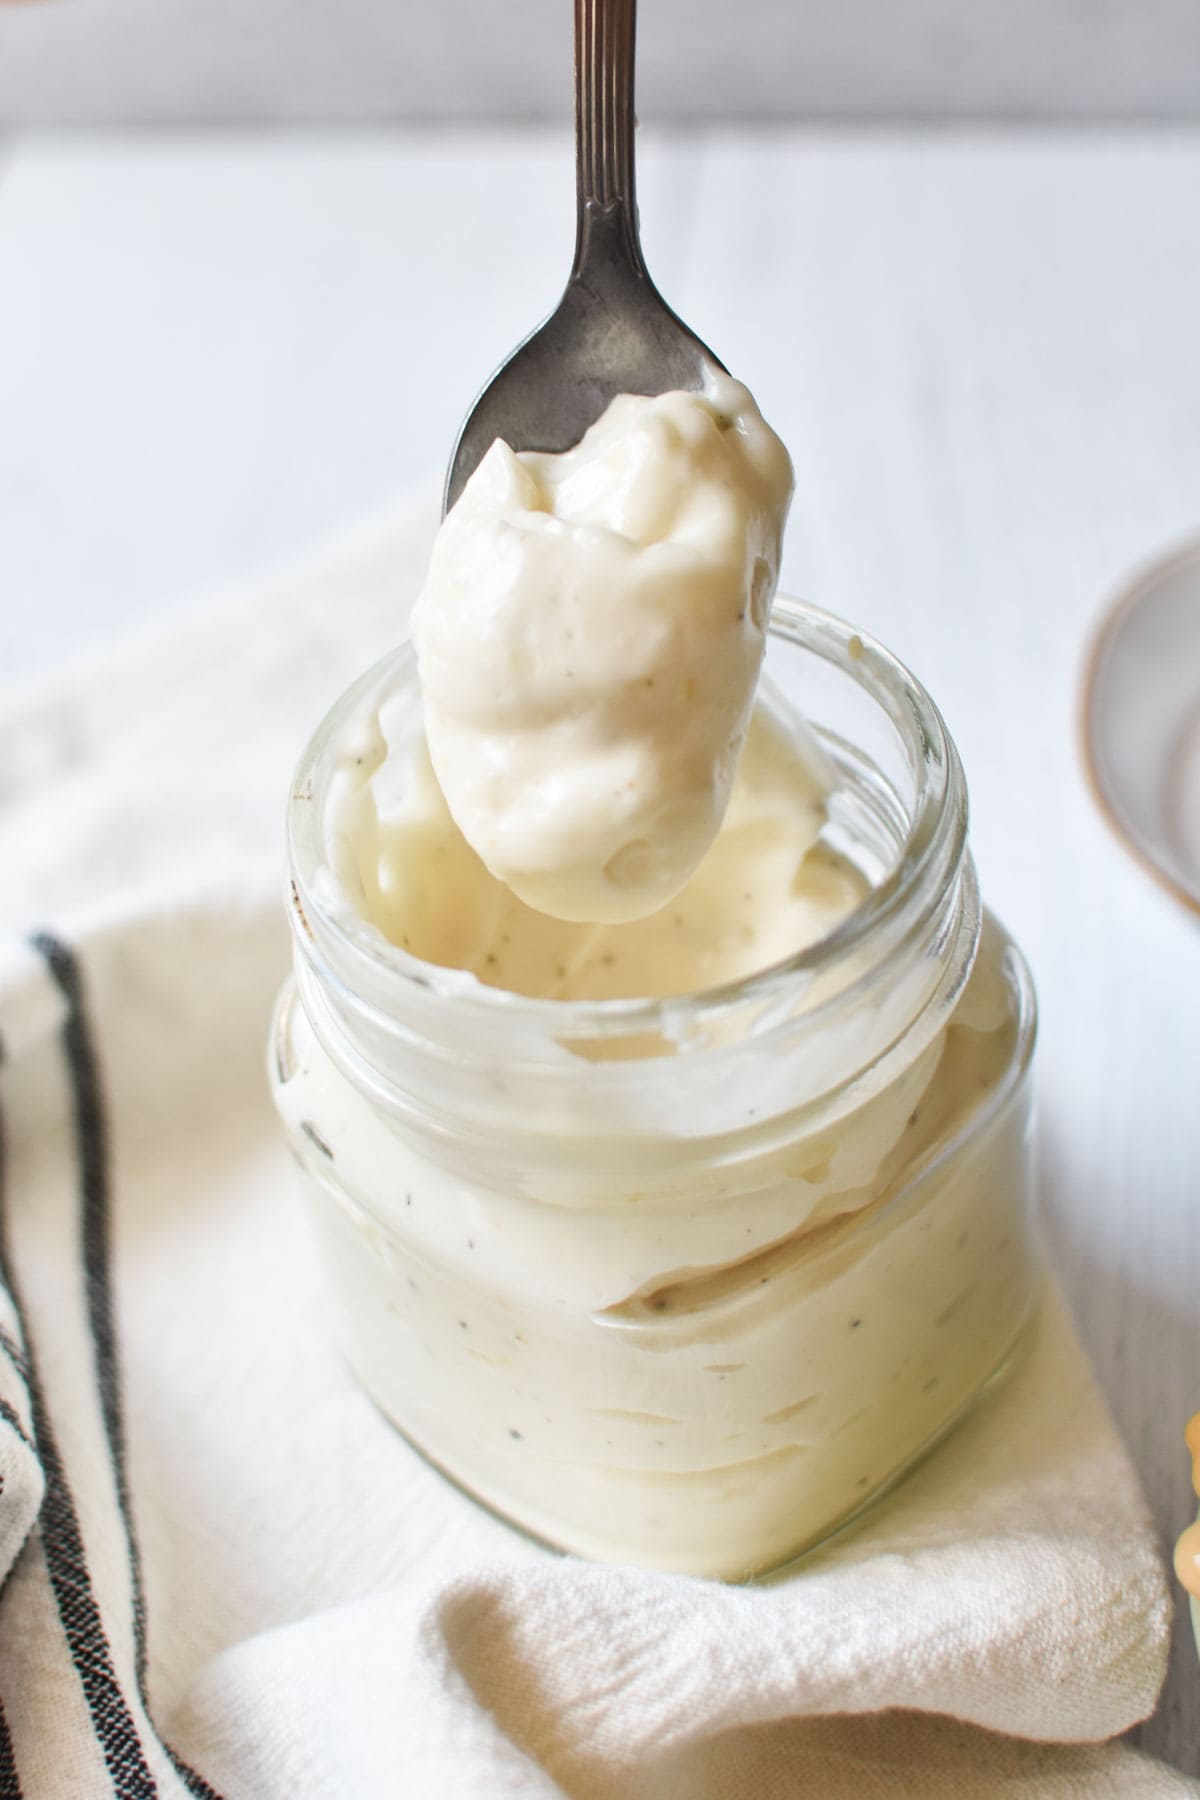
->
[0,500,1191,1799]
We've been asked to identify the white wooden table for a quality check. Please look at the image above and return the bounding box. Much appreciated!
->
[2,128,1199,1777]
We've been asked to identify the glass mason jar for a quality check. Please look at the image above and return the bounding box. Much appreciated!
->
[270,598,1040,1581]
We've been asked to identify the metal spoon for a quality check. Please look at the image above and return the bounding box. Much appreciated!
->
[442,0,724,515]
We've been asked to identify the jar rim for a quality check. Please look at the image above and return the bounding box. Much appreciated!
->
[286,596,969,1051]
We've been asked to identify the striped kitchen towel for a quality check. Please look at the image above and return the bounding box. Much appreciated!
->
[0,934,220,1800]
[0,506,1194,1798]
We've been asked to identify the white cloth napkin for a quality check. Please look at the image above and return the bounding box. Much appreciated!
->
[0,503,1193,1799]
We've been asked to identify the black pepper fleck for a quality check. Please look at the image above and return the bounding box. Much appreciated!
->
[509,1428,523,1440]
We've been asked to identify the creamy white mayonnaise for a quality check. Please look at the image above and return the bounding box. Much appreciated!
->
[325,678,863,1003]
[410,373,794,924]
[275,910,1035,1577]
[281,643,1037,1576]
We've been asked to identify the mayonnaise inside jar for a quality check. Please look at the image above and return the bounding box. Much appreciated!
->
[323,678,865,1006]
[272,571,1041,1576]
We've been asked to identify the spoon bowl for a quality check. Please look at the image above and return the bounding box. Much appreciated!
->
[443,0,724,515]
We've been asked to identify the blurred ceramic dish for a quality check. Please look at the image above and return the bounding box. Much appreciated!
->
[1083,536,1200,914]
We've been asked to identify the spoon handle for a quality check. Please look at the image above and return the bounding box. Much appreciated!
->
[573,0,645,276]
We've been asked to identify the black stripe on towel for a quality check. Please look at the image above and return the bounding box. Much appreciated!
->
[33,934,149,1689]
[0,1692,23,1800]
[0,1327,27,1383]
[32,936,224,1800]
[0,1100,158,1799]
[0,1396,32,1455]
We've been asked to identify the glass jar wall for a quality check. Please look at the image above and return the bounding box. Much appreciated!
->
[270,600,1039,1579]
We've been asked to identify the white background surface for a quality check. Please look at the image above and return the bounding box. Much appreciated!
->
[2,127,1199,1776]
[2,0,1200,122]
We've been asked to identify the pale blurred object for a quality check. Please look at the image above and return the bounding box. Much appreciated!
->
[1171,1413,1200,1663]
[1083,537,1200,916]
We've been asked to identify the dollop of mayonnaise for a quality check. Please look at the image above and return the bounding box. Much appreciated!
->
[410,373,794,924]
